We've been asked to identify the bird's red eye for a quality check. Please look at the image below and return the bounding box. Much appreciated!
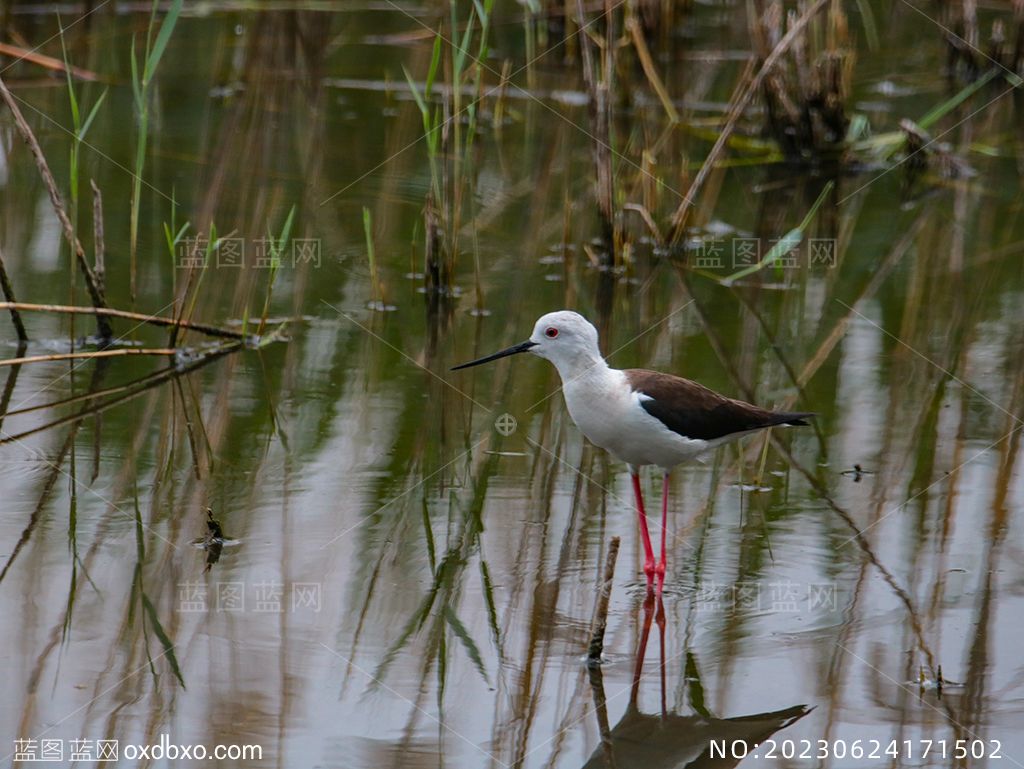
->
[545,327,559,338]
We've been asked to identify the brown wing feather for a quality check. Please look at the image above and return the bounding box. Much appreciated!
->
[625,370,813,441]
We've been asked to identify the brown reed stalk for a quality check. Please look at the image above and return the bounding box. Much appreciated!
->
[0,302,247,340]
[0,247,27,343]
[90,180,106,297]
[574,0,616,255]
[587,536,620,663]
[667,0,829,243]
[627,13,679,123]
[0,348,178,369]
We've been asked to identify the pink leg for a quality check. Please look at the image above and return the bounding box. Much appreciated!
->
[630,471,656,592]
[656,472,670,594]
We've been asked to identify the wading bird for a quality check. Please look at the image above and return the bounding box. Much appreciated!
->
[453,311,812,595]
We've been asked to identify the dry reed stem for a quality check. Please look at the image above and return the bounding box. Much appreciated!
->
[0,344,237,445]
[0,246,27,343]
[587,535,620,663]
[0,42,99,81]
[0,348,178,368]
[0,74,112,338]
[667,0,829,243]
[627,14,679,123]
[623,202,664,242]
[0,302,247,340]
[90,179,106,297]
[574,0,616,253]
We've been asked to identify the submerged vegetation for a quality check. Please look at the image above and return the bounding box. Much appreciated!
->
[389,0,1023,292]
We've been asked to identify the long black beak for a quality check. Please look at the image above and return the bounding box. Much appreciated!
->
[451,340,538,371]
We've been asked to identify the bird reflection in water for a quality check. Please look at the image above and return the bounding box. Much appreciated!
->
[583,596,811,768]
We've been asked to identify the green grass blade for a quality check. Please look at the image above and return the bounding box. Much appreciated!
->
[130,38,143,107]
[275,205,296,258]
[918,68,1000,130]
[425,33,442,101]
[78,89,108,142]
[144,0,183,83]
[258,205,296,333]
[402,65,430,120]
[722,181,834,283]
[363,206,381,303]
[454,6,477,76]
[854,0,879,51]
[844,113,869,143]
[57,18,80,130]
[474,0,495,61]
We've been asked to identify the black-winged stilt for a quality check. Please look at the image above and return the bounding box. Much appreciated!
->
[453,310,813,595]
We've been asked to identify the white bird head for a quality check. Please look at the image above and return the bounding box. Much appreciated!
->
[526,311,601,365]
[451,310,604,377]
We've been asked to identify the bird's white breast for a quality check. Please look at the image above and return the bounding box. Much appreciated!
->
[561,367,713,470]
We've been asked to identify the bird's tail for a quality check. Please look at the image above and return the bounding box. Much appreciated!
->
[773,411,815,427]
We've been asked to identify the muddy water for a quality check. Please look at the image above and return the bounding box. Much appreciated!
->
[1,3,1022,768]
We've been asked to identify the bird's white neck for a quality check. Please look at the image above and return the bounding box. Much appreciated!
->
[548,348,612,384]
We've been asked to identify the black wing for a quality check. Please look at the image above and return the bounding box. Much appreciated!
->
[626,370,813,441]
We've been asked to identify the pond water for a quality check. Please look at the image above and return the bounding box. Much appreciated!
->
[1,2,1023,767]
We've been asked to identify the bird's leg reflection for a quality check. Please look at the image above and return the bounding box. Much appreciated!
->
[656,472,669,594]
[630,592,667,711]
[581,592,812,769]
[657,596,667,717]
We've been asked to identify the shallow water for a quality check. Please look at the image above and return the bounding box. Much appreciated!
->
[1,2,1023,768]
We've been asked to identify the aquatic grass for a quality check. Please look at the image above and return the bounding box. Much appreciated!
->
[129,0,183,301]
[172,376,204,481]
[362,206,393,312]
[401,0,496,302]
[404,36,448,299]
[368,447,505,691]
[58,20,107,238]
[170,223,216,348]
[0,73,111,337]
[257,205,296,335]
[403,34,443,205]
[690,181,833,285]
[162,189,188,303]
[130,490,186,688]
[851,67,1009,165]
[666,0,827,243]
[673,187,995,658]
[57,18,107,370]
[574,0,616,256]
